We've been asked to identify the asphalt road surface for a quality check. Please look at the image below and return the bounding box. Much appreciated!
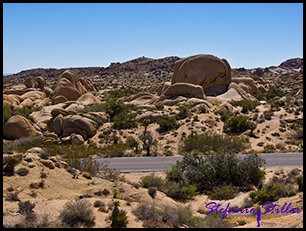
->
[95,152,303,173]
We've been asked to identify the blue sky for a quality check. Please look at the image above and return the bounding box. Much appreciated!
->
[3,3,303,74]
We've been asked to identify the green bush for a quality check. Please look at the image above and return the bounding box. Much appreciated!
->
[113,111,137,129]
[84,103,105,113]
[231,99,260,113]
[207,185,236,200]
[141,173,164,188]
[171,150,265,192]
[140,173,197,202]
[157,116,178,132]
[161,181,197,202]
[104,97,130,119]
[3,103,12,124]
[125,136,140,154]
[179,130,250,154]
[175,104,190,120]
[59,199,95,228]
[3,104,39,124]
[133,203,231,228]
[263,144,276,153]
[65,153,101,176]
[264,87,286,101]
[250,182,297,204]
[223,115,255,134]
[99,143,128,157]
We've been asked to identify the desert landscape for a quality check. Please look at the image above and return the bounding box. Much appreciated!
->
[3,54,303,228]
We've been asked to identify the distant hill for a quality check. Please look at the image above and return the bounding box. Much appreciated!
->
[3,56,303,86]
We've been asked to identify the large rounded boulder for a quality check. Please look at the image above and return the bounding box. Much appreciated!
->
[171,54,231,96]
[3,115,37,140]
[52,70,87,101]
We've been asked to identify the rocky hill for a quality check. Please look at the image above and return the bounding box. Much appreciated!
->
[3,56,303,93]
[3,56,180,91]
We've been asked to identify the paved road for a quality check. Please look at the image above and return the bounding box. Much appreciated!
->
[95,152,303,173]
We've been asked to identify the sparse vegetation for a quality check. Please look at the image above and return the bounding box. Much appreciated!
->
[140,173,197,202]
[250,182,297,204]
[3,55,304,228]
[59,199,95,228]
[157,115,178,132]
[207,184,236,200]
[179,130,251,154]
[223,115,256,134]
[169,150,265,192]
[133,203,232,228]
[231,99,260,113]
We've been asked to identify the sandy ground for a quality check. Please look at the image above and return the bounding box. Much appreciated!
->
[3,158,303,228]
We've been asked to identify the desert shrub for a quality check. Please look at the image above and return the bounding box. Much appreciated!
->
[223,115,255,134]
[18,200,36,215]
[165,163,185,185]
[264,87,286,101]
[295,176,303,192]
[65,152,100,176]
[59,199,95,228]
[30,181,44,189]
[142,219,173,228]
[3,156,19,175]
[93,200,104,208]
[133,203,163,222]
[161,181,197,202]
[141,173,164,188]
[157,116,178,132]
[231,99,260,113]
[148,186,157,199]
[171,150,265,192]
[133,203,229,228]
[162,205,195,228]
[6,191,20,201]
[140,173,196,202]
[104,97,130,119]
[3,103,12,123]
[179,130,250,154]
[113,111,137,129]
[99,142,128,157]
[202,212,232,228]
[263,144,276,153]
[175,104,190,120]
[125,136,140,153]
[16,167,29,176]
[3,104,39,124]
[207,185,236,200]
[84,103,105,113]
[250,182,297,204]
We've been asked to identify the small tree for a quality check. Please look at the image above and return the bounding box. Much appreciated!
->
[139,119,155,156]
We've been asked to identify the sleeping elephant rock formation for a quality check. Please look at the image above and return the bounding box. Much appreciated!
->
[171,54,231,96]
[52,70,87,101]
